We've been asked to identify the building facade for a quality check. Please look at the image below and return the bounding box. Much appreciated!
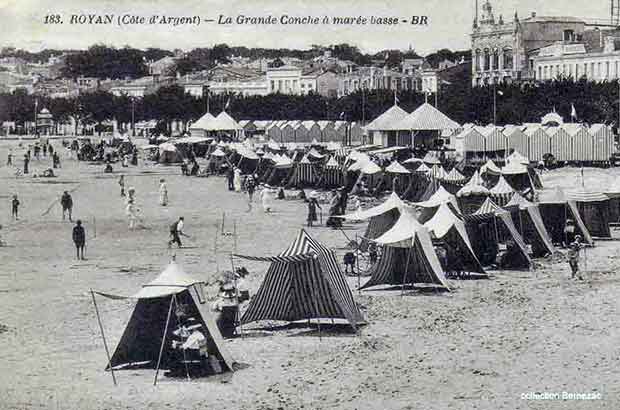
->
[471,0,587,86]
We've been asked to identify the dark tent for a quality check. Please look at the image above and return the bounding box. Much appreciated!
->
[234,229,365,329]
[363,209,451,291]
[504,194,556,257]
[566,189,611,238]
[95,262,234,377]
[538,187,594,245]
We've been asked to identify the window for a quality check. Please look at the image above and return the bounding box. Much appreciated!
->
[278,80,282,91]
[606,62,610,78]
[492,50,499,70]
[475,50,481,72]
[563,29,575,41]
[503,49,513,70]
[575,64,579,78]
[538,66,542,79]
[484,49,490,71]
[270,80,275,90]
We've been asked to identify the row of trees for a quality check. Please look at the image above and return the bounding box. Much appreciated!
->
[2,78,620,135]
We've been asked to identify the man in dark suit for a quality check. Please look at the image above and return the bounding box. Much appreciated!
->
[72,220,86,260]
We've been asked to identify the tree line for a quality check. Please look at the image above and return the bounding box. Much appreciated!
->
[2,78,619,135]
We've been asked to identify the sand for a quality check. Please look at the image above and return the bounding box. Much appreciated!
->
[0,139,619,410]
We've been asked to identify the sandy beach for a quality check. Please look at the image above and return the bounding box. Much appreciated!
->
[0,139,619,410]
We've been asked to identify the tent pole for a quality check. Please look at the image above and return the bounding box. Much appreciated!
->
[493,215,500,244]
[154,295,175,386]
[90,289,117,386]
[356,234,361,295]
[230,252,242,338]
[401,238,413,296]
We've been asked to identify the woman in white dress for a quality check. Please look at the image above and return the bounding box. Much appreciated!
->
[233,167,242,192]
[158,178,168,206]
[126,199,138,230]
[260,184,274,213]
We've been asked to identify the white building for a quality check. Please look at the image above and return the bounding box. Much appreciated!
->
[266,65,303,94]
[533,35,620,81]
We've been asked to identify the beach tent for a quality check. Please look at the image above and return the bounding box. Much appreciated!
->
[566,189,611,238]
[469,198,531,269]
[286,155,318,188]
[506,150,530,165]
[480,159,502,175]
[429,164,447,180]
[504,193,556,257]
[362,208,450,291]
[538,187,593,245]
[318,156,343,188]
[425,203,485,275]
[383,161,411,195]
[189,112,216,138]
[422,152,441,165]
[456,170,489,214]
[604,179,620,222]
[524,125,550,162]
[413,185,460,221]
[234,230,365,328]
[158,142,183,163]
[489,175,515,206]
[504,126,528,160]
[95,261,234,376]
[443,167,467,185]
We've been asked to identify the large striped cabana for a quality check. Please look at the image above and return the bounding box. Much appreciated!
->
[234,229,365,329]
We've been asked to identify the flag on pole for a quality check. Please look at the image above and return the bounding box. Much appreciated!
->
[497,90,504,96]
[394,90,399,105]
[571,103,577,119]
[339,112,345,119]
[225,98,230,110]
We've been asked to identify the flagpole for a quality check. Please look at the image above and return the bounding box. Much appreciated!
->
[493,82,497,125]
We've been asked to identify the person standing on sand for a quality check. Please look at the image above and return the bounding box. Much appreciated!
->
[568,235,584,280]
[118,175,126,197]
[159,178,169,206]
[23,154,29,174]
[245,175,256,212]
[260,184,274,213]
[563,219,576,248]
[7,149,12,166]
[11,194,20,220]
[306,195,321,227]
[60,191,73,221]
[168,217,187,248]
[226,166,234,191]
[72,220,86,260]
[125,199,139,230]
[233,167,242,192]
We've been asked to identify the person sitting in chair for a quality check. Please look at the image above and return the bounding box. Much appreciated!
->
[212,284,239,339]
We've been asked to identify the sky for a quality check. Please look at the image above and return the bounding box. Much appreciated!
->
[0,0,611,55]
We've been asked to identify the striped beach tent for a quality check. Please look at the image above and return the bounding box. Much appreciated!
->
[480,159,502,175]
[429,164,447,180]
[461,127,486,155]
[443,167,467,185]
[566,189,611,238]
[489,175,515,206]
[504,125,528,159]
[590,124,614,162]
[546,126,572,162]
[286,155,317,188]
[320,156,343,188]
[234,230,365,328]
[538,187,594,245]
[479,125,507,153]
[524,125,550,162]
[564,123,593,162]
[457,170,490,214]
[363,208,450,291]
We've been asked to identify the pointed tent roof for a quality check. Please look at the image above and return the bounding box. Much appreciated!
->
[489,175,515,196]
[371,209,450,290]
[385,161,411,174]
[473,197,505,216]
[443,167,467,184]
[190,112,216,130]
[341,192,407,221]
[403,156,423,164]
[325,156,340,168]
[480,159,502,175]
[211,111,242,131]
[457,170,490,197]
[308,148,325,159]
[413,185,459,209]
[299,154,311,164]
[506,150,529,165]
[504,192,533,209]
[210,147,226,157]
[414,162,431,173]
[501,160,528,175]
[267,139,281,151]
[395,102,460,131]
[422,152,441,165]
[360,161,382,175]
[430,164,447,179]
[364,104,409,131]
[131,261,200,299]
